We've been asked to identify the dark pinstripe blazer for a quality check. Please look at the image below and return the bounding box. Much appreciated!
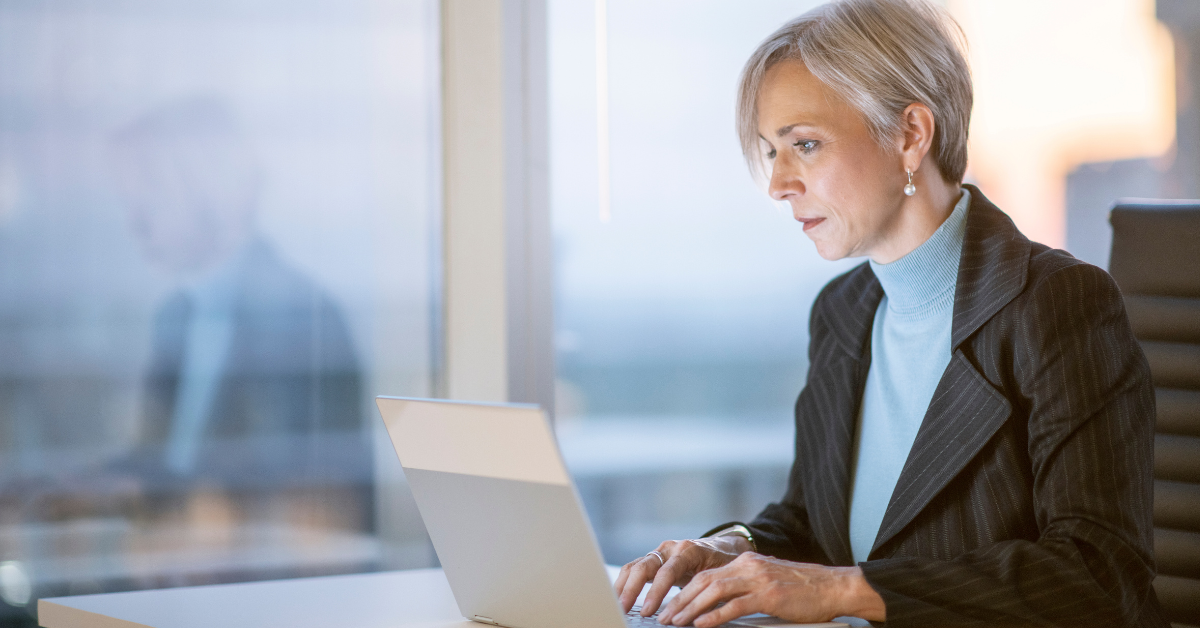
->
[743,185,1166,627]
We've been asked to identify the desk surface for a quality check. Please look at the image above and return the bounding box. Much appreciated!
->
[37,567,853,628]
[39,568,468,628]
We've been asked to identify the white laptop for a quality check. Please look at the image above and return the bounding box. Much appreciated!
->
[376,396,849,628]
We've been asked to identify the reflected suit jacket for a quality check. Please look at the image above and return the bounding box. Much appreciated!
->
[741,185,1165,627]
[139,239,369,492]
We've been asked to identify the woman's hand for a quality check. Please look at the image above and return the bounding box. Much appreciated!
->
[656,553,885,627]
[613,536,751,616]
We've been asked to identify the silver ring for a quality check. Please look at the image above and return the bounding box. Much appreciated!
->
[646,550,664,566]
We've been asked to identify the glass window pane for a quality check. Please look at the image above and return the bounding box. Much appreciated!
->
[549,0,856,564]
[0,0,437,619]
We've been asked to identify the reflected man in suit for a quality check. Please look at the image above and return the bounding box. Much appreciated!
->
[109,97,372,533]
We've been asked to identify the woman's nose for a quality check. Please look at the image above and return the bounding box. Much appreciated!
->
[768,159,803,201]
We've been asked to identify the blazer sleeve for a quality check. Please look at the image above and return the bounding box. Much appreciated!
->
[744,487,830,563]
[858,263,1160,627]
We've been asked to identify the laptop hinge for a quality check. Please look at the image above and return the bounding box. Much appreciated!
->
[472,616,500,626]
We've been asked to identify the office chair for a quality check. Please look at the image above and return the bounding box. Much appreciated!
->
[1109,201,1200,628]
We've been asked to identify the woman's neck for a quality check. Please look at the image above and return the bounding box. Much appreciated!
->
[868,176,962,265]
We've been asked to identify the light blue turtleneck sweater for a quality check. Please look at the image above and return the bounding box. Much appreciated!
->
[847,188,971,564]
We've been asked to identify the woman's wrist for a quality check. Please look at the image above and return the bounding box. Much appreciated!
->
[704,523,757,552]
[837,566,886,621]
[698,534,753,557]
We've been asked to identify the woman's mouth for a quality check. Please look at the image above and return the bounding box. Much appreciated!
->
[798,217,825,232]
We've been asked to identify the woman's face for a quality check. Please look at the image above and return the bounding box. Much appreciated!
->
[758,59,907,261]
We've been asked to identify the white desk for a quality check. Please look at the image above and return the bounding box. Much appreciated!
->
[38,568,470,628]
[37,567,855,628]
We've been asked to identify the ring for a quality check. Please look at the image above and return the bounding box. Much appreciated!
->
[646,550,664,566]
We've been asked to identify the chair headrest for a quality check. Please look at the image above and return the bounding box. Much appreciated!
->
[1109,200,1200,297]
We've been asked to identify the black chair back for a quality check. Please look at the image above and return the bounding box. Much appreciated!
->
[1109,201,1200,627]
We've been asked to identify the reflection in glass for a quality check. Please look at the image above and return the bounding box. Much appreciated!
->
[107,96,370,530]
[0,1,437,623]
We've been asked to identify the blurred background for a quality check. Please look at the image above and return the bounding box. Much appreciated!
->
[0,0,1192,624]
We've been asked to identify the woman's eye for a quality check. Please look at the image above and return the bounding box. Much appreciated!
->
[794,139,818,153]
[766,148,777,160]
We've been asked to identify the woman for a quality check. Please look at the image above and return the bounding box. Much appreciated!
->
[613,0,1164,626]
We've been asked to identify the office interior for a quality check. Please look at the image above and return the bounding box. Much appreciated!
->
[0,0,1197,626]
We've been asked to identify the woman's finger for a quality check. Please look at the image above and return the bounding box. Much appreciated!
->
[617,553,665,613]
[657,567,717,624]
[613,561,634,595]
[693,594,755,628]
[664,576,747,627]
[638,551,686,616]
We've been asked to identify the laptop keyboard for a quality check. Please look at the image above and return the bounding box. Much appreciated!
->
[626,605,662,626]
[626,606,737,628]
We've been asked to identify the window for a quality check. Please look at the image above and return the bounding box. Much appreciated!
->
[549,0,857,563]
[0,0,438,619]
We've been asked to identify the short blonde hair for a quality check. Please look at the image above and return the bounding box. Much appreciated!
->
[737,0,972,184]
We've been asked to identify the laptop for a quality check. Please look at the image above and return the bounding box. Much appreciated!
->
[376,396,849,628]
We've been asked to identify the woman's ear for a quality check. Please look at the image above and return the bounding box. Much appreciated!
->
[900,102,936,172]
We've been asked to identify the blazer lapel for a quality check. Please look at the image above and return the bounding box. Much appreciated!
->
[869,186,1032,555]
[803,264,881,565]
[949,185,1032,351]
[870,349,1012,554]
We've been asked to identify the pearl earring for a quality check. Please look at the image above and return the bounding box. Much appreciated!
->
[904,169,916,196]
